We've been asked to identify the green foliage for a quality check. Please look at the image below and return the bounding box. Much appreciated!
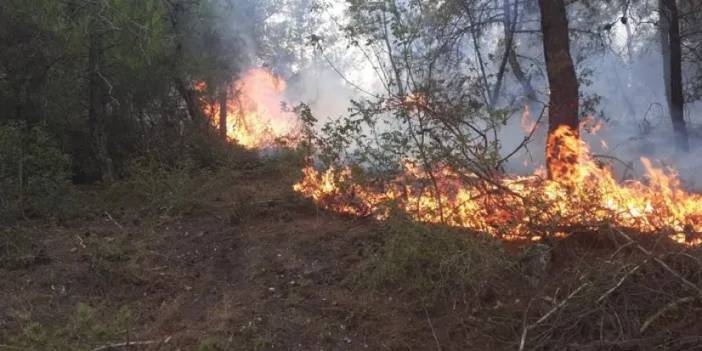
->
[6,303,135,351]
[359,216,514,305]
[197,337,225,351]
[0,0,272,185]
[102,129,259,220]
[84,235,134,283]
[0,122,74,222]
[104,156,210,218]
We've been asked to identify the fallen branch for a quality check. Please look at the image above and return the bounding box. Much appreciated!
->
[104,211,125,232]
[91,340,160,351]
[596,263,643,303]
[640,296,695,333]
[518,280,590,351]
[568,337,654,351]
[570,335,702,351]
[423,307,442,351]
[611,228,702,299]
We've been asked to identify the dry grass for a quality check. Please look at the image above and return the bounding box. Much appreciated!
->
[3,150,702,350]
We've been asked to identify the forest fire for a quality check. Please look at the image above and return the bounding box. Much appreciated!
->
[294,123,702,245]
[204,68,300,148]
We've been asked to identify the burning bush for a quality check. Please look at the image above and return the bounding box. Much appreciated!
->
[295,123,702,245]
[201,68,302,149]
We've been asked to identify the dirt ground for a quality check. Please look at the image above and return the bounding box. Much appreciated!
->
[3,165,702,351]
[1,168,450,350]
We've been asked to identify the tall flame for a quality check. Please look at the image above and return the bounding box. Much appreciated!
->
[294,125,702,245]
[204,68,300,148]
[547,125,580,182]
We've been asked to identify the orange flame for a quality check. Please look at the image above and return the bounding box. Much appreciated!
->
[520,106,538,134]
[294,126,702,245]
[580,115,605,135]
[546,125,580,182]
[203,68,300,149]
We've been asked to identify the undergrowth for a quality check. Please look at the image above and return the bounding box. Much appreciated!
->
[4,303,134,351]
[358,215,516,306]
[0,122,75,223]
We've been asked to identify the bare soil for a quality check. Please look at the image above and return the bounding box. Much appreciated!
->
[3,166,702,350]
[1,169,446,350]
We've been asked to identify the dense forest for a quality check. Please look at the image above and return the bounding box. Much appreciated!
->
[3,0,702,350]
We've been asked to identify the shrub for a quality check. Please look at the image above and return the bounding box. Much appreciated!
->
[0,122,73,222]
[4,303,135,351]
[360,216,514,305]
[145,124,259,172]
[103,156,206,218]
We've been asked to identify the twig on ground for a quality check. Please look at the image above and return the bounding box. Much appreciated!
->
[568,338,651,351]
[607,240,635,261]
[424,307,443,351]
[91,339,160,351]
[596,263,643,303]
[640,296,695,333]
[612,228,702,299]
[518,300,533,351]
[104,211,125,232]
[518,280,590,351]
[75,234,87,249]
[570,335,702,351]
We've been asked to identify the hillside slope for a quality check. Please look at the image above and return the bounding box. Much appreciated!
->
[3,158,702,351]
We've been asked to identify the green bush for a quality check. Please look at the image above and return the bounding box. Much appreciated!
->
[103,145,255,220]
[360,216,514,305]
[0,122,74,222]
[146,124,259,173]
[4,303,134,351]
[103,156,205,218]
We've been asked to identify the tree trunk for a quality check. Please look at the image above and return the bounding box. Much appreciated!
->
[660,0,690,152]
[88,21,114,183]
[503,0,537,103]
[174,77,205,122]
[538,0,579,180]
[219,85,228,138]
[168,2,206,124]
[659,0,672,105]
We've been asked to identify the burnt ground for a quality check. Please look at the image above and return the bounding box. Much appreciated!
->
[3,163,702,350]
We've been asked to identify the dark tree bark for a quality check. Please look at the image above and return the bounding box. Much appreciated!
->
[659,0,672,103]
[218,85,228,138]
[503,0,537,103]
[174,77,205,122]
[168,1,206,123]
[87,20,114,182]
[538,0,579,180]
[490,0,516,108]
[660,0,690,152]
